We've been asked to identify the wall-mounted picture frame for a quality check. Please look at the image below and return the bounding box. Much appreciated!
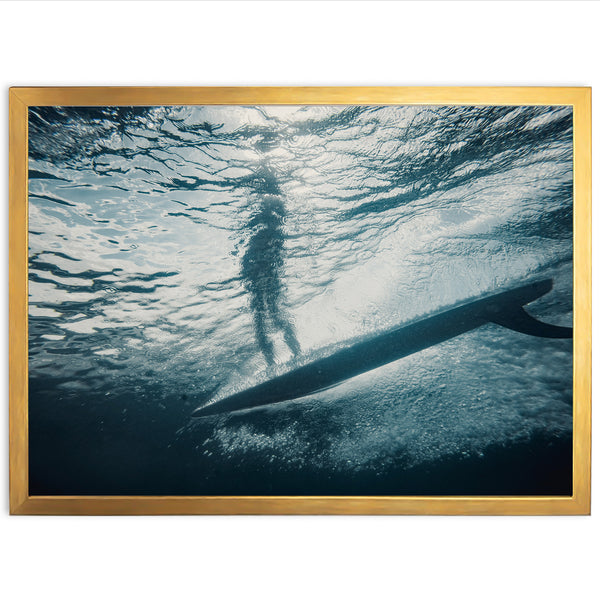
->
[9,87,590,515]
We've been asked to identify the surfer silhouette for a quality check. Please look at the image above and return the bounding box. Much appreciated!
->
[240,166,300,365]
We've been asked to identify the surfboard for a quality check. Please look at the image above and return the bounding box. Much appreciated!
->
[192,278,572,418]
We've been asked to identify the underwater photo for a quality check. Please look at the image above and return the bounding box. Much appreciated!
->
[27,104,573,495]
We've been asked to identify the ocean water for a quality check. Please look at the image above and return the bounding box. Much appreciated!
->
[28,105,573,495]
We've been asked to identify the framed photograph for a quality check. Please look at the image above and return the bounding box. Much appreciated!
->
[9,87,590,515]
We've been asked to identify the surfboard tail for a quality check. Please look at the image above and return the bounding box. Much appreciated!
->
[489,306,572,338]
[483,279,572,339]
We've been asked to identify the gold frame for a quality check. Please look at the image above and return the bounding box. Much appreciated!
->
[9,87,591,515]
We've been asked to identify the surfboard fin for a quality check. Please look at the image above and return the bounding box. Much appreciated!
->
[488,306,572,339]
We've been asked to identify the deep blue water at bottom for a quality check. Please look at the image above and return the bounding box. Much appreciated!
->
[29,379,572,496]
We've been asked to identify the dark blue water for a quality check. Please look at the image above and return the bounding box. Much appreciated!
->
[28,105,573,495]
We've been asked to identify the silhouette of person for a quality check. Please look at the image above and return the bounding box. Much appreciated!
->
[240,169,300,365]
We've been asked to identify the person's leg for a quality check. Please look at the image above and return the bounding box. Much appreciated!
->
[269,301,301,357]
[281,320,301,357]
[251,293,275,365]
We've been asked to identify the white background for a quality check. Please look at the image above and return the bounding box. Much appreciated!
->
[0,2,597,599]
